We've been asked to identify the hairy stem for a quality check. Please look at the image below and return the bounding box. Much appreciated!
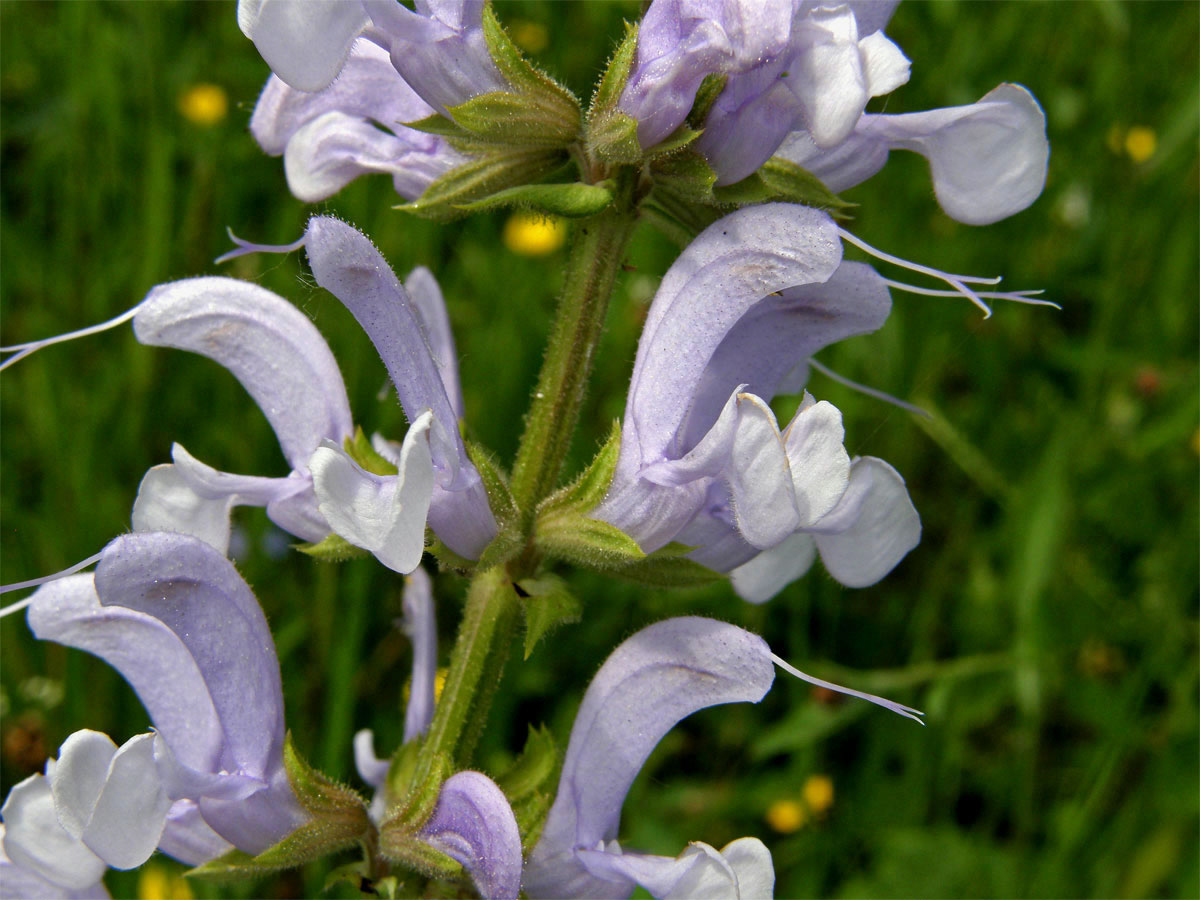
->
[509,199,638,520]
[418,567,516,769]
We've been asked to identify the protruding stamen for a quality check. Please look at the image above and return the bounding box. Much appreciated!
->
[214,227,306,265]
[770,652,925,725]
[839,228,1004,318]
[808,358,930,418]
[883,279,1059,309]
[0,305,143,372]
[0,552,103,607]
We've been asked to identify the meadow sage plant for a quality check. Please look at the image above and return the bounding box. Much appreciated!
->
[0,1,1049,897]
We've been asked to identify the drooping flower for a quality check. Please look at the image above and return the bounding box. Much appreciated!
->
[595,203,920,599]
[524,616,921,899]
[249,40,468,203]
[622,1,1048,223]
[1,227,494,569]
[418,771,523,900]
[621,0,910,182]
[237,0,503,107]
[25,532,308,858]
[239,0,510,202]
[222,215,498,562]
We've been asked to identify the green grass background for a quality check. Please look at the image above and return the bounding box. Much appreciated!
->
[1,2,1196,898]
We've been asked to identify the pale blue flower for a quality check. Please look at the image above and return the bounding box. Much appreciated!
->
[221,216,498,562]
[249,40,468,203]
[596,202,1043,600]
[622,0,909,182]
[26,532,308,858]
[237,0,502,108]
[524,616,921,899]
[622,1,1048,223]
[239,1,505,201]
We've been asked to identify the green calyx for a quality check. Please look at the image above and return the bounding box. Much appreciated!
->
[186,734,372,882]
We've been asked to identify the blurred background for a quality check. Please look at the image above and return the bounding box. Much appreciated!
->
[1,2,1196,897]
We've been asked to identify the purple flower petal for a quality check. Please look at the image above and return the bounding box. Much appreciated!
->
[301,216,497,558]
[782,83,1048,225]
[281,110,465,203]
[419,771,522,900]
[525,617,774,899]
[71,734,169,870]
[238,0,369,93]
[131,464,235,554]
[27,576,223,775]
[251,40,433,156]
[729,531,817,603]
[575,837,774,899]
[93,533,285,778]
[405,266,464,420]
[155,800,233,867]
[623,204,843,475]
[0,821,110,900]
[401,567,438,742]
[362,0,505,114]
[133,277,353,472]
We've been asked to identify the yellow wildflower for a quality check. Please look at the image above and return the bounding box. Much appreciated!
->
[765,799,806,833]
[504,212,566,256]
[1124,126,1156,163]
[802,774,834,815]
[178,84,228,126]
[138,863,193,900]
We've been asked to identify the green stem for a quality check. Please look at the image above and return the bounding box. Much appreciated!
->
[414,195,636,794]
[418,567,515,769]
[455,601,519,766]
[509,201,638,520]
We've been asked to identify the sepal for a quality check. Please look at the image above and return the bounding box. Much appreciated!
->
[587,21,638,128]
[480,4,580,141]
[453,182,613,218]
[446,92,579,150]
[515,574,582,659]
[295,533,369,562]
[494,725,558,851]
[758,158,857,218]
[534,511,645,571]
[324,861,400,899]
[607,542,725,588]
[186,740,370,883]
[713,158,856,219]
[644,124,703,159]
[589,111,642,165]
[379,753,459,878]
[650,151,719,203]
[465,442,523,570]
[400,150,567,220]
[382,750,452,835]
[537,420,620,518]
[427,536,478,573]
[285,733,369,822]
[190,733,373,877]
[686,74,729,131]
[345,427,399,476]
